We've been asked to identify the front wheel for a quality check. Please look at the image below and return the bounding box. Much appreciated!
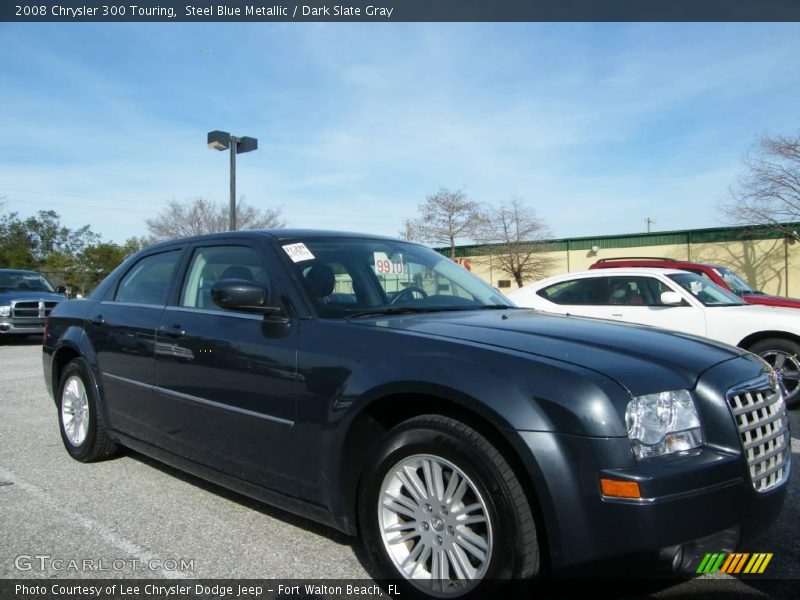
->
[748,338,800,409]
[358,415,539,598]
[57,358,119,462]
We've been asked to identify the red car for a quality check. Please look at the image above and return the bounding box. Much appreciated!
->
[589,257,800,309]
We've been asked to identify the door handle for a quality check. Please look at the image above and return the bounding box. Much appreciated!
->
[160,325,186,338]
[89,315,105,326]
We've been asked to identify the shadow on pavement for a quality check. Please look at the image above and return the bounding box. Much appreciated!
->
[126,449,377,576]
[0,335,43,346]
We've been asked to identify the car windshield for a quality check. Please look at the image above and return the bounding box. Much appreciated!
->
[0,272,56,293]
[668,272,746,307]
[713,267,756,294]
[280,237,514,318]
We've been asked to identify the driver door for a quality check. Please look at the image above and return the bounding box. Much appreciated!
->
[152,241,300,494]
[593,275,707,337]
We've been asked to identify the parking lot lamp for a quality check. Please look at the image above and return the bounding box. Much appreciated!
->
[207,130,258,230]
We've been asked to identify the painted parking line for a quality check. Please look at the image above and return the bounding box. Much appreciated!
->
[0,465,187,579]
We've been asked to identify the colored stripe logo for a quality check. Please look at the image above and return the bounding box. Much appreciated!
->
[696,552,773,574]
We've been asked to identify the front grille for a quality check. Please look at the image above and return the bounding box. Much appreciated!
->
[727,378,790,493]
[10,300,59,319]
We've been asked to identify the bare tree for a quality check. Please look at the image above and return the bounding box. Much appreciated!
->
[406,188,487,257]
[146,197,285,241]
[723,133,800,239]
[398,218,417,241]
[477,198,554,288]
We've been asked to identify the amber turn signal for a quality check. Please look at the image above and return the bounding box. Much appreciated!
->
[600,478,642,499]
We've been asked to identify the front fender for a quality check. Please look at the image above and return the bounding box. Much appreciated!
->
[307,328,630,535]
[344,344,630,437]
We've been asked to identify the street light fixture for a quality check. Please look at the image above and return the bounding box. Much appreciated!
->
[207,130,258,231]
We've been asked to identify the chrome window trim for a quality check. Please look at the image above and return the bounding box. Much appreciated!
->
[163,305,264,321]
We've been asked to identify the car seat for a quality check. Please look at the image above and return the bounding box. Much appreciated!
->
[304,263,335,301]
[609,283,631,304]
[219,265,254,281]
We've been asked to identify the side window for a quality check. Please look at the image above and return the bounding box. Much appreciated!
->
[115,251,180,305]
[689,269,713,282]
[604,276,672,306]
[180,245,267,309]
[539,278,602,305]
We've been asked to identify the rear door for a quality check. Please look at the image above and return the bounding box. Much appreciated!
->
[152,240,300,494]
[88,247,184,442]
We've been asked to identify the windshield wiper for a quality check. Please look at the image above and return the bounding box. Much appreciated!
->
[473,304,518,310]
[349,305,517,319]
[349,307,450,319]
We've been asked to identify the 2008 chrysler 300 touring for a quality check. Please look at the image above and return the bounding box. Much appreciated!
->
[43,230,789,596]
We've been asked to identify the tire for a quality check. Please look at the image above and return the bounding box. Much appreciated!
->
[748,338,800,409]
[358,415,539,598]
[57,358,119,462]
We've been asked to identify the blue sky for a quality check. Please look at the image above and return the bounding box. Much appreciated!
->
[0,23,798,244]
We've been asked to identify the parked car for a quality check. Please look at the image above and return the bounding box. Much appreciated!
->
[590,256,800,309]
[507,267,800,408]
[0,269,66,338]
[43,231,788,596]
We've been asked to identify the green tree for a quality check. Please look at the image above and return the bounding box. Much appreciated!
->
[0,212,36,267]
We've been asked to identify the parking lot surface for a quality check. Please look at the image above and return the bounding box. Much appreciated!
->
[1,338,798,596]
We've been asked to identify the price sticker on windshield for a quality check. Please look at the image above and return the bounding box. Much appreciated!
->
[374,253,404,275]
[282,243,315,263]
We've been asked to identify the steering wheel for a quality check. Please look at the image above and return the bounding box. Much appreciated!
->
[390,286,429,305]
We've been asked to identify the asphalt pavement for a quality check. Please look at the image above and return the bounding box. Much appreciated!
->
[1,337,797,597]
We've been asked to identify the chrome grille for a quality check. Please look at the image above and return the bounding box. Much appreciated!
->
[10,300,59,318]
[727,378,790,493]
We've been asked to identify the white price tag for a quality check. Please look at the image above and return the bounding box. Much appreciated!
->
[373,253,404,275]
[282,243,316,263]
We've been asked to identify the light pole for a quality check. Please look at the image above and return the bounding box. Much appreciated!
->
[207,130,258,231]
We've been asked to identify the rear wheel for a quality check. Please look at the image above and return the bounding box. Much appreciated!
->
[358,415,539,598]
[58,358,119,462]
[748,338,800,409]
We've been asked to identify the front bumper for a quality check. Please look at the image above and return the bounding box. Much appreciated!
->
[514,355,789,573]
[517,432,788,573]
[0,318,45,335]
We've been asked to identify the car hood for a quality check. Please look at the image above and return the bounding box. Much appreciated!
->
[705,302,800,332]
[353,309,747,396]
[743,293,800,309]
[0,291,65,304]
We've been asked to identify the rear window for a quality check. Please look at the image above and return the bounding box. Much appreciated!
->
[115,251,181,305]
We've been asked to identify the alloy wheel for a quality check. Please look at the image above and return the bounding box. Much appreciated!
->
[61,375,90,446]
[378,454,493,596]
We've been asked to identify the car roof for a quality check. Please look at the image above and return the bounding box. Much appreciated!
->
[143,229,409,251]
[528,267,692,287]
[0,269,43,275]
[594,258,725,269]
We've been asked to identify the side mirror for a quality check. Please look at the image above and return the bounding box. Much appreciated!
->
[660,291,684,306]
[56,285,67,295]
[211,279,282,315]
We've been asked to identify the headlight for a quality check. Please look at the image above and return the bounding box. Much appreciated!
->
[0,306,10,317]
[625,390,704,459]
